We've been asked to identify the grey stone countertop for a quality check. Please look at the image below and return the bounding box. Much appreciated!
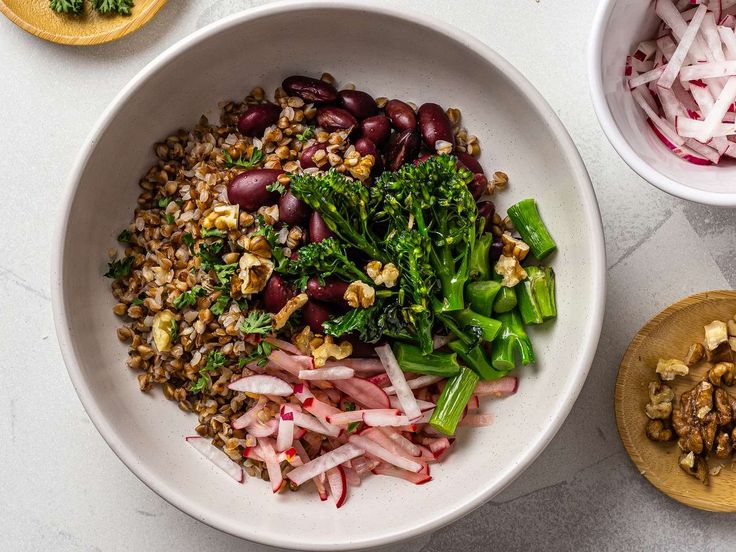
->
[2,1,735,550]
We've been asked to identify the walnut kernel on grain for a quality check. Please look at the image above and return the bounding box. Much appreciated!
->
[344,281,376,308]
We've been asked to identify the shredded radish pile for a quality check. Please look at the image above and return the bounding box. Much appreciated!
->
[627,0,736,164]
[184,343,519,508]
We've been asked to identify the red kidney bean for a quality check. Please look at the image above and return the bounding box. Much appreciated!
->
[477,201,495,229]
[237,103,281,137]
[303,300,333,333]
[317,107,357,131]
[359,115,392,146]
[339,90,378,120]
[227,169,284,211]
[468,173,488,200]
[354,137,378,158]
[385,99,417,131]
[300,143,327,169]
[309,211,335,243]
[279,190,310,226]
[384,129,420,171]
[489,237,504,262]
[282,75,337,103]
[417,103,455,149]
[455,151,484,174]
[262,275,296,313]
[306,277,349,304]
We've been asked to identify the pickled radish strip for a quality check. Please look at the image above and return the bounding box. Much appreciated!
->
[186,436,244,482]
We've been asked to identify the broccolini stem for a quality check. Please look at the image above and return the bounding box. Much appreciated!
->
[469,233,493,281]
[393,342,462,377]
[517,266,557,325]
[506,199,557,260]
[493,286,517,314]
[451,308,502,342]
[491,310,535,371]
[466,281,502,317]
[429,367,479,435]
[447,340,505,381]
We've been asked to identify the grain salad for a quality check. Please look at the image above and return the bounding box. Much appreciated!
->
[106,72,558,506]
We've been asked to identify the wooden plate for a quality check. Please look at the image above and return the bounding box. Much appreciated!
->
[0,0,167,45]
[616,290,736,512]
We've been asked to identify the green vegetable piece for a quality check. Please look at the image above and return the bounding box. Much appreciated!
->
[392,342,462,378]
[429,367,479,435]
[104,256,134,279]
[506,198,557,260]
[493,286,517,314]
[466,280,502,317]
[451,309,502,343]
[191,350,226,393]
[172,285,205,310]
[222,148,263,169]
[117,229,131,243]
[210,295,230,316]
[239,310,273,336]
[469,233,493,281]
[516,265,557,325]
[491,310,535,371]
[447,340,505,381]
[50,0,83,14]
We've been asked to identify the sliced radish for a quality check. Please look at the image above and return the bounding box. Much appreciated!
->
[659,4,708,89]
[348,434,423,473]
[186,436,244,483]
[286,443,366,486]
[459,413,495,427]
[292,410,340,437]
[378,427,423,457]
[269,349,313,376]
[246,418,278,438]
[352,455,381,476]
[293,382,314,403]
[257,437,284,493]
[475,376,518,397]
[326,466,347,508]
[375,345,422,420]
[302,397,342,423]
[389,396,435,412]
[384,375,443,395]
[368,373,391,387]
[232,395,268,429]
[432,333,455,350]
[372,463,432,485]
[228,374,293,396]
[298,366,355,380]
[325,357,385,375]
[363,410,411,427]
[629,66,667,88]
[292,441,328,500]
[264,336,301,355]
[276,405,295,452]
[242,445,264,461]
[342,464,361,487]
[333,377,390,409]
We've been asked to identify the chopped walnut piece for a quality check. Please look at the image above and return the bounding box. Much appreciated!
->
[705,320,728,351]
[684,343,705,366]
[673,382,714,454]
[645,419,674,442]
[272,293,308,330]
[257,205,279,225]
[344,281,376,308]
[494,254,527,287]
[238,252,274,295]
[202,204,239,230]
[695,381,714,420]
[706,341,734,363]
[244,234,272,259]
[501,232,530,261]
[709,362,736,387]
[645,381,674,420]
[679,451,709,484]
[714,388,734,426]
[365,261,399,288]
[311,336,352,368]
[293,326,315,355]
[655,358,689,381]
[728,319,736,337]
[716,431,733,458]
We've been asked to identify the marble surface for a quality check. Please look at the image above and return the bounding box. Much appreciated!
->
[3,0,736,550]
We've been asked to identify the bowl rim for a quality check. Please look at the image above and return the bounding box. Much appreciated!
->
[51,1,607,549]
[588,0,736,207]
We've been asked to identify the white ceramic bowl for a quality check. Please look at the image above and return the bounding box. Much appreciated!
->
[52,2,606,549]
[590,0,736,206]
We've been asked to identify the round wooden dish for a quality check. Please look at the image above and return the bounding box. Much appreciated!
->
[616,290,736,512]
[0,0,166,46]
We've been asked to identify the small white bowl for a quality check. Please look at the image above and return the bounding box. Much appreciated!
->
[52,1,605,549]
[590,0,736,206]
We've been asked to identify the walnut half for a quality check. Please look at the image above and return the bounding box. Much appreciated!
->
[344,281,376,308]
[645,381,674,420]
[679,451,709,484]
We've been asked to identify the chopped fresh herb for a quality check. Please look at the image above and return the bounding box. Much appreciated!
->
[131,297,144,306]
[213,263,238,286]
[196,239,224,272]
[158,197,173,208]
[50,0,83,13]
[243,341,273,368]
[172,285,205,310]
[202,227,226,238]
[296,126,315,142]
[210,294,230,316]
[169,319,178,342]
[239,310,273,335]
[164,213,175,225]
[236,298,249,312]
[104,256,134,279]
[254,222,287,269]
[222,148,264,169]
[182,232,195,252]
[90,0,133,15]
[342,401,360,433]
[266,182,287,195]
[117,229,131,243]
[191,350,226,394]
[238,358,248,368]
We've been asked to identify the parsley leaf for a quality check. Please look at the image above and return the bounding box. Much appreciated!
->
[164,213,175,225]
[172,285,206,310]
[104,256,134,279]
[169,319,179,342]
[202,227,226,238]
[239,310,273,336]
[210,294,230,316]
[131,296,144,306]
[342,401,360,433]
[117,229,131,243]
[222,148,264,169]
[191,350,226,394]
[182,232,195,253]
[296,126,315,142]
[254,222,287,269]
[213,263,238,286]
[158,197,173,208]
[266,182,287,195]
[242,341,273,368]
[197,239,224,272]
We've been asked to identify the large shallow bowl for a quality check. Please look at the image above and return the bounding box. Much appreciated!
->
[52,2,606,549]
[589,0,736,206]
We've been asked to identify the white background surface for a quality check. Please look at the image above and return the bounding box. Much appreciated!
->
[2,1,736,550]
